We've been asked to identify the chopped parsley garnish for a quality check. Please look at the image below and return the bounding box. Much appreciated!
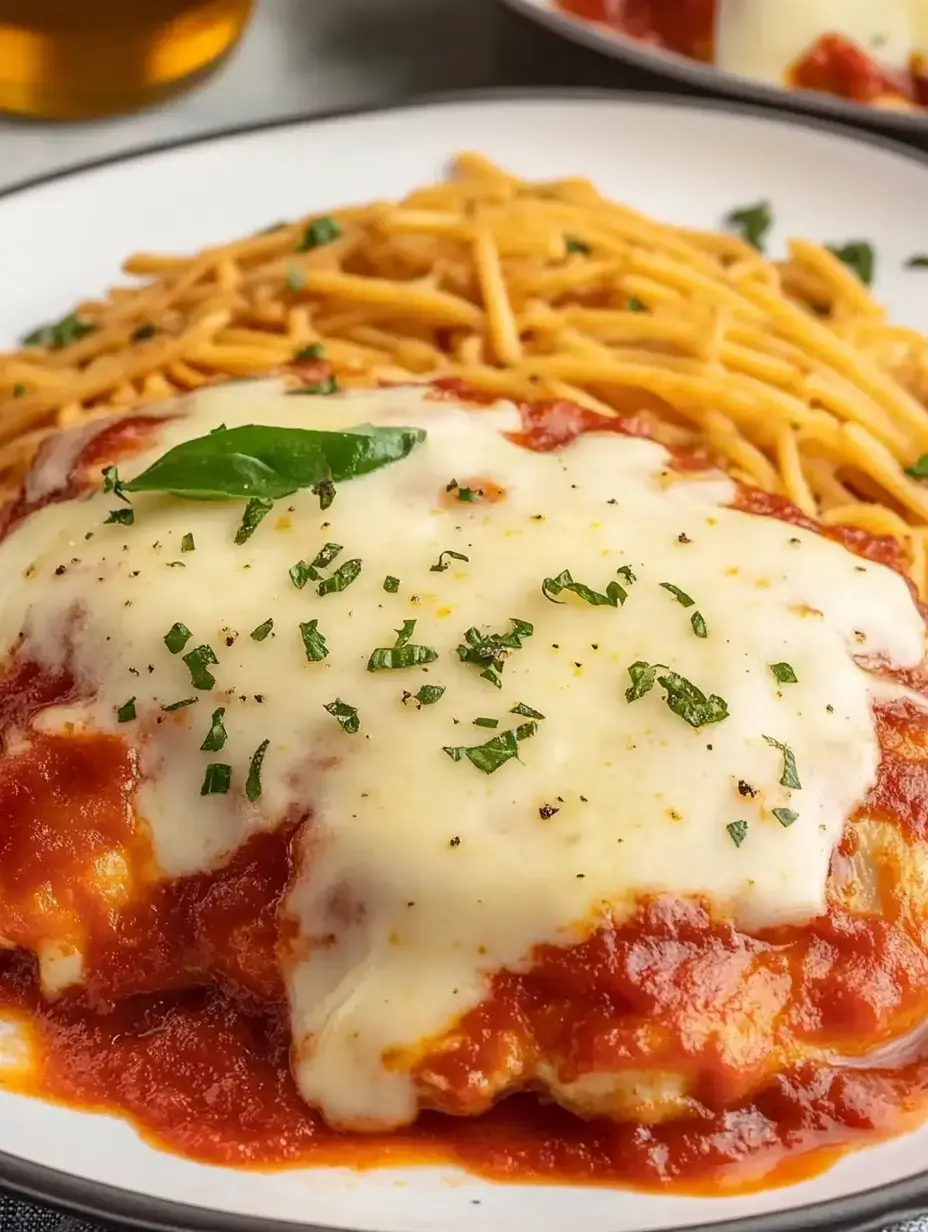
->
[318,558,362,596]
[181,533,195,552]
[773,807,798,828]
[286,266,306,293]
[430,549,469,573]
[446,479,482,502]
[121,423,426,501]
[294,342,325,360]
[383,575,400,593]
[182,644,219,690]
[312,542,343,569]
[102,465,127,499]
[625,661,728,728]
[367,619,438,671]
[660,582,694,608]
[905,453,928,480]
[727,820,749,848]
[312,475,336,507]
[627,297,646,312]
[201,763,232,795]
[565,235,590,254]
[724,201,772,251]
[12,383,25,397]
[763,735,801,789]
[406,684,445,707]
[827,240,874,287]
[289,559,320,590]
[105,507,135,526]
[163,622,193,655]
[246,739,270,802]
[456,618,533,688]
[690,611,708,638]
[616,565,637,585]
[542,568,629,607]
[200,707,228,752]
[300,619,328,662]
[324,697,359,733]
[23,312,97,350]
[116,697,136,723]
[162,697,197,712]
[906,254,928,269]
[131,322,158,341]
[473,717,499,728]
[251,618,274,641]
[296,216,343,251]
[511,701,545,719]
[770,662,798,684]
[235,496,273,544]
[443,721,538,775]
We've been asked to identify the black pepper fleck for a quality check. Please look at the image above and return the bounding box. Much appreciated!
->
[54,565,66,575]
[449,836,461,847]
[738,779,757,798]
[539,804,560,819]
[678,532,692,543]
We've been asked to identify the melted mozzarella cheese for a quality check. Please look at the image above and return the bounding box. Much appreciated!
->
[0,379,923,1130]
[714,0,914,85]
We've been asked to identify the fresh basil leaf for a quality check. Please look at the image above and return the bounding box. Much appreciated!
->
[542,568,628,607]
[456,619,533,688]
[246,739,270,802]
[773,807,798,827]
[289,559,320,590]
[367,619,438,671]
[181,532,195,552]
[317,558,361,596]
[905,453,928,479]
[105,507,134,526]
[657,671,729,729]
[324,697,359,733]
[690,611,708,638]
[625,660,665,703]
[296,216,342,251]
[827,241,875,287]
[312,475,336,506]
[383,575,400,593]
[251,618,274,641]
[725,201,772,251]
[201,764,232,795]
[116,697,136,723]
[235,497,273,544]
[763,735,801,789]
[162,697,197,712]
[294,343,325,360]
[163,622,193,655]
[443,721,537,775]
[473,717,499,728]
[510,702,544,720]
[123,423,426,501]
[183,644,218,691]
[413,684,444,706]
[727,820,748,847]
[430,549,469,573]
[660,582,695,608]
[312,542,343,569]
[200,708,228,752]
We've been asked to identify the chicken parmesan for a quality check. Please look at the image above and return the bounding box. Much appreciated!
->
[0,376,928,1190]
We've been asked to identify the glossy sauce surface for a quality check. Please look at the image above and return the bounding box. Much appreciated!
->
[0,389,926,1193]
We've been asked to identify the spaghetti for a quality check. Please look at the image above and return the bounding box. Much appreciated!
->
[3,152,928,590]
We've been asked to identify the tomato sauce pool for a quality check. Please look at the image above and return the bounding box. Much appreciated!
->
[0,385,927,1195]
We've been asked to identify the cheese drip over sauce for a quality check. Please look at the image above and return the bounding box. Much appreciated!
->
[0,380,923,1130]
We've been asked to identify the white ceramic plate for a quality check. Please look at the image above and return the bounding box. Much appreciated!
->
[501,0,928,133]
[4,90,928,1232]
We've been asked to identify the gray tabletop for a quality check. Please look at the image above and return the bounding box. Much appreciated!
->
[0,2,927,1230]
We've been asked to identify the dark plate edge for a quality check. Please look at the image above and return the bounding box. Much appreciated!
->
[0,84,928,1232]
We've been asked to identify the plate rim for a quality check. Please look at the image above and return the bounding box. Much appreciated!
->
[498,0,928,133]
[3,85,928,1232]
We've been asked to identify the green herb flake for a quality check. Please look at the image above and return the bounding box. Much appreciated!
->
[725,201,772,251]
[627,297,646,312]
[565,235,590,254]
[763,735,801,789]
[511,702,545,720]
[773,807,798,827]
[294,343,325,360]
[312,476,337,510]
[770,662,798,684]
[300,619,328,662]
[324,697,359,734]
[181,532,195,552]
[690,611,708,638]
[289,559,320,590]
[200,707,228,753]
[443,721,538,775]
[828,240,875,287]
[201,763,232,796]
[251,618,274,642]
[383,575,400,593]
[658,670,729,729]
[318,558,362,596]
[235,496,274,545]
[473,716,499,728]
[163,622,193,655]
[161,697,197,712]
[131,322,158,341]
[625,660,666,703]
[286,266,305,293]
[905,453,928,480]
[456,618,533,688]
[105,507,135,526]
[447,479,482,502]
[906,254,928,269]
[296,216,343,252]
[660,582,695,608]
[414,684,445,706]
[116,697,137,723]
[246,739,270,802]
[542,568,629,607]
[23,312,97,350]
[367,619,438,671]
[290,376,339,397]
[312,542,343,569]
[727,820,749,848]
[430,549,469,573]
[12,384,25,397]
[182,644,219,691]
